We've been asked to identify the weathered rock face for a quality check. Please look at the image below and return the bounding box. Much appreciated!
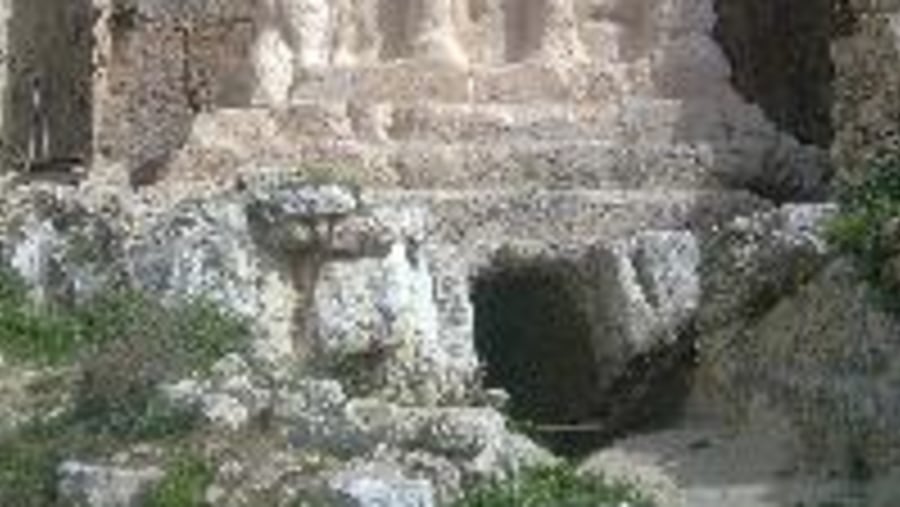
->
[692,203,900,478]
[58,461,164,507]
[0,0,827,200]
[832,0,900,177]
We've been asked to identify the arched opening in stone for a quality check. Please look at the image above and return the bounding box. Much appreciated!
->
[472,259,698,457]
[378,0,419,61]
[503,0,545,62]
[5,0,94,171]
[713,0,835,147]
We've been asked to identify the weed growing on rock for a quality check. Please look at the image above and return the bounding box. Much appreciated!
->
[453,464,656,507]
[0,270,249,503]
[0,414,125,507]
[144,454,214,507]
[826,153,900,310]
[0,267,84,364]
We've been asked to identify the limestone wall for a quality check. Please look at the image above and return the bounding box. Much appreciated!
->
[82,0,769,186]
[832,0,900,178]
[0,0,831,196]
[91,0,256,181]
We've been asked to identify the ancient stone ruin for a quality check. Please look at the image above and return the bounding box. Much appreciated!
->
[1,0,900,506]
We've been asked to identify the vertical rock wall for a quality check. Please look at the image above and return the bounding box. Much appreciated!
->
[91,1,256,182]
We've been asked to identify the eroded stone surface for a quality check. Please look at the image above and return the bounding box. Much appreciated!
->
[58,461,164,507]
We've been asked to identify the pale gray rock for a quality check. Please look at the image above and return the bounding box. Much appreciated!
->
[274,378,348,422]
[589,230,701,365]
[698,203,837,330]
[312,240,439,358]
[201,392,250,431]
[1,190,124,307]
[327,463,436,507]
[129,196,260,316]
[58,461,164,507]
[127,195,296,361]
[415,407,556,479]
[416,408,507,459]
[159,355,272,432]
[700,259,900,473]
[246,182,359,233]
[279,394,424,456]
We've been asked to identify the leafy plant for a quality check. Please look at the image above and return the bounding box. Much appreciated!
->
[826,152,900,309]
[144,454,214,507]
[453,465,656,507]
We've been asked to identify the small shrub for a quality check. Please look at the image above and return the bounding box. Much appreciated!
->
[826,152,900,309]
[144,454,214,507]
[0,279,248,502]
[453,465,656,507]
[0,415,120,507]
[0,267,85,365]
[72,290,247,439]
[0,426,60,507]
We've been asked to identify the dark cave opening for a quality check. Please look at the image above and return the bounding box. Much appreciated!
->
[712,0,835,147]
[472,261,698,457]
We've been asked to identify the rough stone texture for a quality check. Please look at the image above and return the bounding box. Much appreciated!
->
[0,185,126,307]
[589,230,701,365]
[0,0,827,200]
[697,203,838,332]
[699,260,900,475]
[58,461,164,507]
[326,463,436,507]
[691,202,900,478]
[832,0,900,177]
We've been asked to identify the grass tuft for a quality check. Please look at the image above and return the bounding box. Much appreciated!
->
[453,464,656,507]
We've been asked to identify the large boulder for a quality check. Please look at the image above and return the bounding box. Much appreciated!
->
[701,260,900,473]
[58,461,164,507]
[326,462,436,507]
[589,230,701,363]
[698,203,836,331]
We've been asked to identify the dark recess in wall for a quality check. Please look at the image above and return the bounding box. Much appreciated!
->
[473,262,697,457]
[4,0,94,169]
[713,0,835,147]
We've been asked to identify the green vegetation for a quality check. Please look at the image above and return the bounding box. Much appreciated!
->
[0,268,84,364]
[453,464,656,507]
[144,454,214,507]
[826,152,900,310]
[0,268,248,505]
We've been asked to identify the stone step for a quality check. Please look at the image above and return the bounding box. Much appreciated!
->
[175,133,774,191]
[361,188,767,260]
[190,93,777,147]
[282,57,731,104]
[378,99,767,144]
[285,61,635,104]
